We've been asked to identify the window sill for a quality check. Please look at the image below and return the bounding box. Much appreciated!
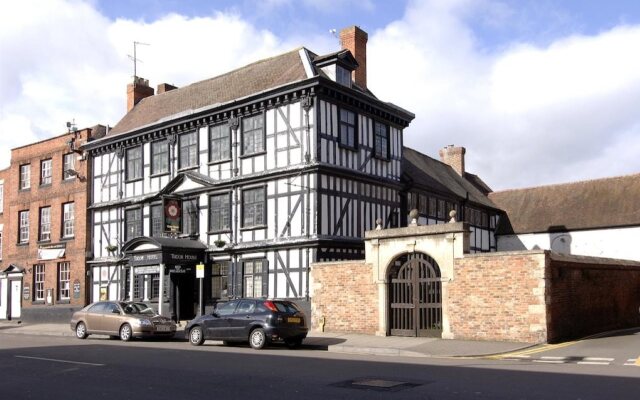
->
[37,239,52,244]
[338,143,358,152]
[61,178,76,184]
[240,225,267,231]
[19,188,31,192]
[177,165,200,173]
[239,151,266,159]
[16,242,29,247]
[149,172,170,178]
[125,177,144,183]
[207,158,232,166]
[372,153,390,162]
[39,183,52,188]
[207,229,232,235]
[60,236,75,241]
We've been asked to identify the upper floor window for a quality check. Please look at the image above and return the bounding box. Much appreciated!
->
[126,146,143,181]
[241,115,264,156]
[63,153,75,180]
[125,208,142,241]
[40,159,52,185]
[336,65,352,87]
[209,193,231,232]
[179,132,198,169]
[183,198,199,235]
[339,109,357,149]
[209,124,231,162]
[151,204,163,237]
[374,121,390,160]
[151,140,169,175]
[19,164,30,190]
[19,210,29,243]
[0,231,3,260]
[39,207,51,242]
[242,187,265,228]
[62,202,75,238]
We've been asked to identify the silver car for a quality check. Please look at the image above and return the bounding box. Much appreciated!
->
[70,301,176,341]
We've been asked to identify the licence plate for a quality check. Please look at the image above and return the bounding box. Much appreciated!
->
[156,325,171,332]
[287,317,301,324]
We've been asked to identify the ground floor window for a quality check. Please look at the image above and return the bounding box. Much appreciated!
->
[58,262,70,301]
[243,260,265,298]
[91,265,121,302]
[211,262,229,299]
[34,264,45,301]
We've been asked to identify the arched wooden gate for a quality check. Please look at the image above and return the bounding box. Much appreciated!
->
[388,253,442,337]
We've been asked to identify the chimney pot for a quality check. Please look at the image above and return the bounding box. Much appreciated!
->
[439,145,466,176]
[340,26,368,90]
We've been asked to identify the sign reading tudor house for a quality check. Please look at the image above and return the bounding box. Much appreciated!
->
[128,251,203,267]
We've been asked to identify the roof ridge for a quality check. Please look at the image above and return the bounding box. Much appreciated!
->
[490,172,640,195]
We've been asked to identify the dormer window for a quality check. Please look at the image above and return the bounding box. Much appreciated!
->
[336,65,352,87]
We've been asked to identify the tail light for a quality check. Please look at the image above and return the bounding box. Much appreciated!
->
[263,300,278,312]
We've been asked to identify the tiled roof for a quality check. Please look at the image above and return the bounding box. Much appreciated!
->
[108,48,309,136]
[402,147,498,210]
[489,173,640,234]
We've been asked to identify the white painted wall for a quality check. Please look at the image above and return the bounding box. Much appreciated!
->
[497,226,640,261]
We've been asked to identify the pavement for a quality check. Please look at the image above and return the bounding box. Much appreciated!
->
[0,320,534,358]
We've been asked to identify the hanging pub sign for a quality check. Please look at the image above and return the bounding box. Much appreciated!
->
[163,196,182,233]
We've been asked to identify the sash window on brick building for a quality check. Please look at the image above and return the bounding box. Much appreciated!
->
[63,153,75,180]
[63,202,75,238]
[40,159,52,185]
[34,264,45,301]
[19,210,29,243]
[39,206,51,241]
[58,262,70,300]
[20,164,30,190]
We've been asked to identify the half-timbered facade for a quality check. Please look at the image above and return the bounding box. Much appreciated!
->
[83,26,414,319]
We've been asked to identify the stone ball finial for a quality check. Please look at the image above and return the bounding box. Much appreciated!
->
[409,208,419,226]
[375,218,383,230]
[449,209,457,223]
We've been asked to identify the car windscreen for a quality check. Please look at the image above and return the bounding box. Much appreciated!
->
[121,302,156,315]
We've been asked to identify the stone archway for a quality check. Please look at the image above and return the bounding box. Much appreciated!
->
[387,253,442,337]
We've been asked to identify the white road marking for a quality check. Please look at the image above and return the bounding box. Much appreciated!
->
[15,355,104,367]
[577,361,610,365]
[533,360,566,364]
[540,356,567,360]
[582,357,614,362]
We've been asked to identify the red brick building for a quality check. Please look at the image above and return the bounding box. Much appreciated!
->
[0,125,105,322]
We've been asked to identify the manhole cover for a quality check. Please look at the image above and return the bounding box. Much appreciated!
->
[332,378,422,392]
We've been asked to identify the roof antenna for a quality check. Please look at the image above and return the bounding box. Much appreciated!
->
[127,41,150,82]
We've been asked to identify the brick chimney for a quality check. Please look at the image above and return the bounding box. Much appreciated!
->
[127,77,154,112]
[157,83,177,94]
[340,26,368,90]
[439,145,466,176]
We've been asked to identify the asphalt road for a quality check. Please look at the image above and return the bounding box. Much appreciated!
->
[1,334,638,400]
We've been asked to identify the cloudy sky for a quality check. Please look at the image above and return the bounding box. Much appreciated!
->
[1,0,639,190]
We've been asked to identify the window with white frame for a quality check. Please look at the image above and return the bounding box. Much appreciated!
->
[179,132,198,169]
[182,198,199,235]
[126,146,143,181]
[242,187,265,228]
[19,210,29,243]
[125,208,142,241]
[34,264,45,301]
[63,153,75,180]
[58,262,70,300]
[0,181,4,213]
[41,159,52,185]
[209,193,230,232]
[209,124,231,162]
[39,207,51,241]
[62,202,74,238]
[241,115,264,155]
[0,231,3,260]
[339,109,357,149]
[373,121,389,159]
[151,140,169,175]
[243,260,265,298]
[20,164,30,190]
[150,204,163,236]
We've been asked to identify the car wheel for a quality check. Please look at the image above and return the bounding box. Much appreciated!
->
[189,326,204,346]
[75,322,88,339]
[285,338,303,349]
[119,323,133,342]
[249,328,267,350]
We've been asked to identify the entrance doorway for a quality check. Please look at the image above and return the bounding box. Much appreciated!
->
[388,253,442,337]
[10,279,21,320]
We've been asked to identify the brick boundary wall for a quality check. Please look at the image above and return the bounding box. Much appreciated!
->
[546,255,640,343]
[310,261,378,334]
[448,251,549,343]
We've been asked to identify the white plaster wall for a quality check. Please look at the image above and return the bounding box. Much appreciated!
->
[497,226,640,261]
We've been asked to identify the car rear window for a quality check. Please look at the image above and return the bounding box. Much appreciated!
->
[273,301,299,313]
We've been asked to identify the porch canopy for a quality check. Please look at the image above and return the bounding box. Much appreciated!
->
[121,237,207,267]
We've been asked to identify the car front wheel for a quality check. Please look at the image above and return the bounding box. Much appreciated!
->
[119,324,133,341]
[75,322,88,339]
[189,326,204,346]
[249,328,267,350]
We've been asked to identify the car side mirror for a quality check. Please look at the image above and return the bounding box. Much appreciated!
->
[211,311,219,317]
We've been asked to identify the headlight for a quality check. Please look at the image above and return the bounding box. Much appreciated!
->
[137,319,152,326]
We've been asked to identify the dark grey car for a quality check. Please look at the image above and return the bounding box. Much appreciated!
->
[185,299,308,349]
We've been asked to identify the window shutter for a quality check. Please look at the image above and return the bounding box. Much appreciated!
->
[261,260,269,297]
[233,261,243,298]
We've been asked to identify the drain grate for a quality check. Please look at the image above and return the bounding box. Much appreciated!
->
[332,377,422,392]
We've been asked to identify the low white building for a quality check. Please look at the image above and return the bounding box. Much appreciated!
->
[489,173,640,261]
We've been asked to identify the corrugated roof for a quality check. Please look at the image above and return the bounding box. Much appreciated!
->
[109,48,309,136]
[489,173,640,234]
[402,147,498,210]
